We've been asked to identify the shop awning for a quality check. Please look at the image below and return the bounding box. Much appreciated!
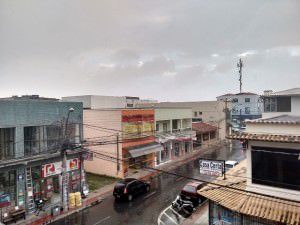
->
[128,143,163,158]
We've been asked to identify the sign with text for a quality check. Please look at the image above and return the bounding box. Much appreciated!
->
[199,159,224,177]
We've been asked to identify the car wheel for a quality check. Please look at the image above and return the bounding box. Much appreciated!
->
[146,186,150,192]
[128,194,133,201]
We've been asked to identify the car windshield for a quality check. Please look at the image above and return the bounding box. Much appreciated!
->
[183,185,196,193]
[115,182,125,189]
[225,164,234,169]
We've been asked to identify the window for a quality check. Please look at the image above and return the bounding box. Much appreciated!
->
[163,123,168,132]
[245,98,250,102]
[156,124,159,132]
[24,124,81,156]
[0,128,15,160]
[194,112,197,117]
[245,107,250,114]
[232,98,238,103]
[277,97,291,112]
[172,120,178,130]
[192,118,202,122]
[264,97,291,112]
[252,147,300,191]
[126,103,134,108]
[199,112,202,115]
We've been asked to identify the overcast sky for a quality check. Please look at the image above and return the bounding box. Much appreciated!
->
[0,0,299,101]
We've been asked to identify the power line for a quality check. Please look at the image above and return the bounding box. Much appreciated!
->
[84,149,300,207]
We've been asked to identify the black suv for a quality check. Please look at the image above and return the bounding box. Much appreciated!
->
[113,178,150,201]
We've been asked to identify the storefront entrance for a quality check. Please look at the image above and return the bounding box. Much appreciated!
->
[174,142,180,157]
[32,166,61,205]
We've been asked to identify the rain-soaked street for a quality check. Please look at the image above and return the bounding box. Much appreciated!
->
[51,141,245,225]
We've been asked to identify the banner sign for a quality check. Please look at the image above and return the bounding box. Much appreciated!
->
[66,158,80,171]
[42,162,62,178]
[199,159,224,177]
[42,158,80,177]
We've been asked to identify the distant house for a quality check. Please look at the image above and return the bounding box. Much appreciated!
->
[262,87,300,118]
[217,92,263,128]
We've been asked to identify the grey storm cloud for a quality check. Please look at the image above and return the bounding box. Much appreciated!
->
[0,0,300,101]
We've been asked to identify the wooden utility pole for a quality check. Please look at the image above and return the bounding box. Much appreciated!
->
[237,58,243,93]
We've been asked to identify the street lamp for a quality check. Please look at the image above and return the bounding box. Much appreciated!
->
[62,107,74,212]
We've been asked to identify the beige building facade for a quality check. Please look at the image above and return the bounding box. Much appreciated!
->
[138,101,229,140]
[154,107,195,165]
[83,108,161,178]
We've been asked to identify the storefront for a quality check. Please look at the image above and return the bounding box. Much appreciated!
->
[30,158,82,207]
[0,170,17,210]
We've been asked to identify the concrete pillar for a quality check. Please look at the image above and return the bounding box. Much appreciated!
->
[17,166,26,207]
[170,120,173,133]
[180,119,183,130]
[15,126,24,158]
[169,141,173,159]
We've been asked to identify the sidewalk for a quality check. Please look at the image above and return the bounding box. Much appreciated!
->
[16,143,222,225]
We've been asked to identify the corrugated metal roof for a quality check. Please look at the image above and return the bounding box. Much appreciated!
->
[198,161,300,225]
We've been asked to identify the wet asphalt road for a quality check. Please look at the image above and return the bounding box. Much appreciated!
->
[51,141,245,225]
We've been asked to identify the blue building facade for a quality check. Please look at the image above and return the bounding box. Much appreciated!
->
[0,96,86,218]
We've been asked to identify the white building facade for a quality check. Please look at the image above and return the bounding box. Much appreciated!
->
[154,108,195,166]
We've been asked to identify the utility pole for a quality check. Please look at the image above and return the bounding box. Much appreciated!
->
[116,133,120,172]
[61,107,74,212]
[237,58,243,93]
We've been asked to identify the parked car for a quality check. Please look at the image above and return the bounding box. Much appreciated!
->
[225,160,239,170]
[113,178,150,201]
[180,181,206,206]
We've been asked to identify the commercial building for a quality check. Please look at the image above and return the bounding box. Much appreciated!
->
[154,107,195,165]
[83,108,161,178]
[0,95,86,218]
[217,92,262,128]
[138,101,229,140]
[200,88,300,225]
[62,95,157,109]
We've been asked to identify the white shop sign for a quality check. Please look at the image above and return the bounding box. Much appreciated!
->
[199,159,224,177]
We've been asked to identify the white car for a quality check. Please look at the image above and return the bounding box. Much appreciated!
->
[225,160,239,170]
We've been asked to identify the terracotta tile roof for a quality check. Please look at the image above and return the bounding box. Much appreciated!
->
[227,132,300,143]
[192,122,217,133]
[198,161,300,225]
[246,115,300,124]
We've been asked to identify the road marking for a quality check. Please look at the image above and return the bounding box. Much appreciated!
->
[93,216,111,225]
[144,191,156,199]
